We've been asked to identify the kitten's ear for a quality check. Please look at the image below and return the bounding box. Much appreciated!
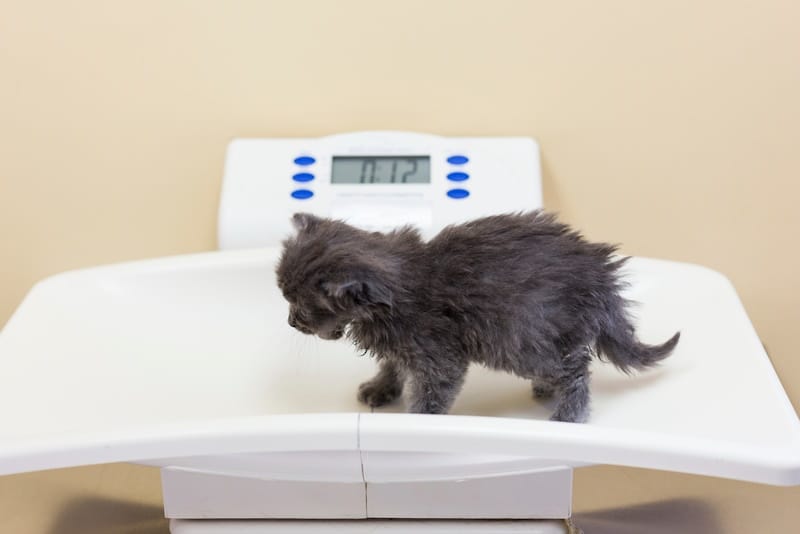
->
[291,212,321,232]
[324,279,392,308]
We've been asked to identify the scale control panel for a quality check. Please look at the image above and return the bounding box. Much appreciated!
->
[218,131,542,249]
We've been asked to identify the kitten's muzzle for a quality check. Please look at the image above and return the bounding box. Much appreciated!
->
[287,313,313,335]
[318,325,345,340]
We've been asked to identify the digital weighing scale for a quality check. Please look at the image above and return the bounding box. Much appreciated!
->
[0,131,798,533]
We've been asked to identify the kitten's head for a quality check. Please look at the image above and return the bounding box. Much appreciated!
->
[276,213,394,340]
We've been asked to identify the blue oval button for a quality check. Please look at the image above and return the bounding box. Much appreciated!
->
[294,156,316,166]
[447,171,469,182]
[447,155,469,165]
[291,189,314,200]
[446,188,470,199]
[292,172,315,182]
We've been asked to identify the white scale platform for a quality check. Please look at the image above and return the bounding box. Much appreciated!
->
[0,133,798,533]
[0,249,798,526]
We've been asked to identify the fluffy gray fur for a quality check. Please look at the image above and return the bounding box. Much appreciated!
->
[276,211,679,423]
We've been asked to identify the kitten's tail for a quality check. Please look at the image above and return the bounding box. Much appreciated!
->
[596,306,680,374]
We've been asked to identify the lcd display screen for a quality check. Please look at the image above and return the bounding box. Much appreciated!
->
[331,156,430,184]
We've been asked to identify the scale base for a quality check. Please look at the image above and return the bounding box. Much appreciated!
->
[161,462,573,520]
[169,519,575,533]
[161,459,578,533]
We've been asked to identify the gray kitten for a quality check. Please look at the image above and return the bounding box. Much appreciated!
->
[276,211,679,423]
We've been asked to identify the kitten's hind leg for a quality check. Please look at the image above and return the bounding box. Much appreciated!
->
[358,360,404,408]
[550,347,592,423]
[406,359,469,415]
[531,378,555,400]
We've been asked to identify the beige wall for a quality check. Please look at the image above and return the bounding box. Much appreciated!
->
[1,1,798,532]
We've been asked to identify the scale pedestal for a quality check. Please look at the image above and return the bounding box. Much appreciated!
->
[155,434,576,532]
[158,452,572,520]
[163,464,573,521]
[163,459,575,533]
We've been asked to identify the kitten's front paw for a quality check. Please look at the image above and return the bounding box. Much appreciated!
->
[549,406,589,424]
[357,380,402,408]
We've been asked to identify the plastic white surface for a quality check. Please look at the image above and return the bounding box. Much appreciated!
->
[0,248,798,486]
[218,132,542,248]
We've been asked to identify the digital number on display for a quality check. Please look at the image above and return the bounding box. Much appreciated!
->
[331,156,431,184]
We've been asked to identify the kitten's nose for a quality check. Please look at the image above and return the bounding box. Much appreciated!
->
[288,314,298,328]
